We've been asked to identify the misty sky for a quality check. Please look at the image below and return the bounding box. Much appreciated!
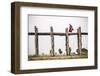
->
[28,15,88,55]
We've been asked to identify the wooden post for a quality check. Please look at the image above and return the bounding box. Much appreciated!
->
[35,26,39,56]
[77,27,82,55]
[50,26,54,56]
[65,28,70,56]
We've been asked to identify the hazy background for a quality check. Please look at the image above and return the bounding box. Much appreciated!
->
[28,15,88,55]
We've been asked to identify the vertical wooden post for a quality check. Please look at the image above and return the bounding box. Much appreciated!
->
[35,26,39,56]
[77,27,82,55]
[65,28,70,56]
[50,26,54,56]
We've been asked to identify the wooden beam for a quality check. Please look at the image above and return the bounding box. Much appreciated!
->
[28,32,88,36]
[77,27,82,55]
[50,26,55,56]
[65,28,70,56]
[34,26,39,56]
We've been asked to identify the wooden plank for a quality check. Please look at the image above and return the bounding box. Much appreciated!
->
[28,32,88,36]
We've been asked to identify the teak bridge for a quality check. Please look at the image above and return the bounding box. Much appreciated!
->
[28,26,88,56]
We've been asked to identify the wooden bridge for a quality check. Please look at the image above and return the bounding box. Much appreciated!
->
[28,26,88,56]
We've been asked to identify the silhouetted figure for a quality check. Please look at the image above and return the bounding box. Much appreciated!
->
[69,24,74,32]
[58,48,62,54]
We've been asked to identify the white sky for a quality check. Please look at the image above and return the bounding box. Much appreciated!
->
[28,15,88,55]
